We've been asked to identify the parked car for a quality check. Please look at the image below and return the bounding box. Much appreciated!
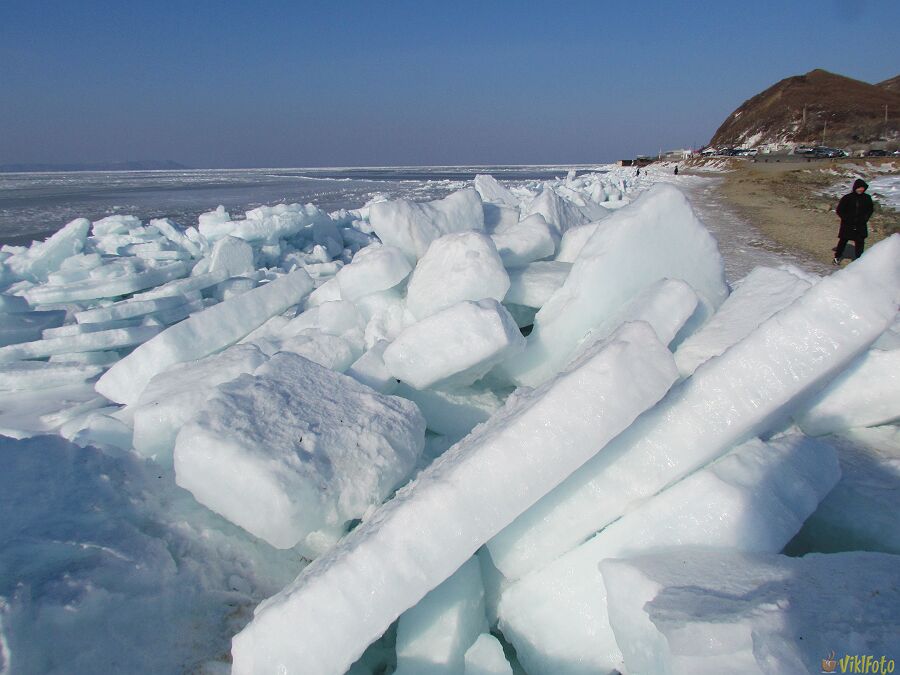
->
[794,146,815,155]
[865,149,889,157]
[812,146,847,158]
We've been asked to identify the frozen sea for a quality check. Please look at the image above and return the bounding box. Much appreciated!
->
[0,164,830,282]
[0,166,602,247]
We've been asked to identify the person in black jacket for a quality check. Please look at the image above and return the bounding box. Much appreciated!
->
[833,178,874,265]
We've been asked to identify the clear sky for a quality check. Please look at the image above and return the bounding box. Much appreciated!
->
[1,0,898,168]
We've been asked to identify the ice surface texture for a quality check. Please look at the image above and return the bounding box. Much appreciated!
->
[230,321,677,674]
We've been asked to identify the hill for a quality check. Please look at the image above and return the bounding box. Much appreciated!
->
[709,69,900,149]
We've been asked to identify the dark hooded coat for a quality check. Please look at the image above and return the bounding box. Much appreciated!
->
[835,179,874,240]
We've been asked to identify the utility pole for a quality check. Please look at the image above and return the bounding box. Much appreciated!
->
[802,104,807,127]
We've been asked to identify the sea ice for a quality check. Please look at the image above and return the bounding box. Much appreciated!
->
[554,223,600,263]
[0,361,105,391]
[5,218,90,282]
[0,310,66,348]
[0,325,162,362]
[464,634,513,675]
[336,244,412,301]
[674,265,814,376]
[602,548,900,675]
[788,426,900,555]
[174,353,425,552]
[503,184,728,387]
[394,556,487,675]
[383,299,524,390]
[487,234,900,579]
[131,343,269,462]
[209,235,255,277]
[405,232,509,320]
[395,383,504,439]
[504,262,571,308]
[473,174,519,208]
[229,321,677,675]
[794,347,900,435]
[490,214,556,268]
[95,268,314,405]
[368,188,484,261]
[497,434,840,675]
[345,340,396,394]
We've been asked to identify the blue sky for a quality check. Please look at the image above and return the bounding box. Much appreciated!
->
[1,0,898,167]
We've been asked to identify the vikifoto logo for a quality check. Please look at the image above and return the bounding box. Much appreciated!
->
[822,651,896,673]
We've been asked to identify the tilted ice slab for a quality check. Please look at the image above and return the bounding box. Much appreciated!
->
[474,174,518,208]
[174,353,425,552]
[487,234,900,579]
[0,325,162,362]
[0,310,66,348]
[503,184,728,387]
[0,361,106,391]
[336,244,412,302]
[405,232,509,320]
[394,556,487,675]
[674,265,814,377]
[22,260,190,305]
[602,548,900,675]
[395,383,504,439]
[95,269,314,405]
[794,347,900,435]
[229,321,678,675]
[504,262,571,309]
[132,343,268,462]
[5,217,89,282]
[497,435,840,675]
[490,214,556,268]
[74,294,190,324]
[522,187,592,238]
[383,299,524,390]
[368,188,484,262]
[555,222,601,263]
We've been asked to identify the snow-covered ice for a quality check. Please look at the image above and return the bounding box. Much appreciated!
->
[230,321,677,674]
[602,548,900,675]
[174,352,425,552]
[1,164,898,675]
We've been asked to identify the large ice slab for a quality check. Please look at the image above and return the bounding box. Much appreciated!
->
[95,269,314,405]
[230,321,678,675]
[174,353,425,552]
[504,184,728,386]
[497,435,840,675]
[0,325,162,362]
[490,214,556,268]
[0,361,105,391]
[794,348,900,435]
[602,548,900,675]
[487,234,900,579]
[788,427,900,555]
[395,383,504,439]
[383,299,524,390]
[522,188,590,238]
[0,310,66,348]
[394,556,487,675]
[474,174,518,208]
[336,244,412,301]
[22,260,190,305]
[674,265,814,377]
[5,218,89,282]
[504,262,571,308]
[74,294,189,324]
[405,232,509,320]
[132,344,268,462]
[368,188,484,261]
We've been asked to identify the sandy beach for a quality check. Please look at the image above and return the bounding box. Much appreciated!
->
[695,158,900,266]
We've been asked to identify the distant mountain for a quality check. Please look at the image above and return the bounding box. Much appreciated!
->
[877,74,900,94]
[0,160,190,173]
[708,69,900,149]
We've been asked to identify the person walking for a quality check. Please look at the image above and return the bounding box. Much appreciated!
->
[833,178,874,265]
[673,165,679,175]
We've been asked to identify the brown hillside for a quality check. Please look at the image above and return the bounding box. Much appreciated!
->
[709,69,900,148]
[878,74,900,93]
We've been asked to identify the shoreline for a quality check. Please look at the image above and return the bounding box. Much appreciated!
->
[689,159,900,267]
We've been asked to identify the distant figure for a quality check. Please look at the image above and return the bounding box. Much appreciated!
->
[674,165,679,175]
[635,167,640,177]
[833,178,874,265]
